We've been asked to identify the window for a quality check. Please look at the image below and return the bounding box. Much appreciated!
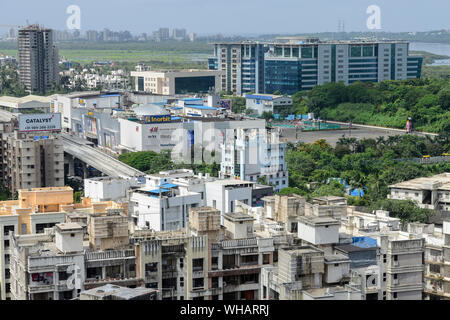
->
[180,258,184,269]
[193,278,204,289]
[393,292,397,299]
[241,254,258,266]
[192,258,204,272]
[393,255,398,261]
[263,254,270,265]
[383,273,386,282]
[180,277,184,287]
[383,254,387,263]
[211,257,218,269]
[145,262,158,273]
[59,271,69,281]
[430,264,440,274]
[212,277,219,288]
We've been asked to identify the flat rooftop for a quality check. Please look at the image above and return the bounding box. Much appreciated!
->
[207,179,254,186]
[81,284,157,300]
[190,206,219,213]
[245,94,286,100]
[298,216,340,226]
[56,222,83,232]
[282,245,323,256]
[389,173,450,190]
[324,254,350,263]
[224,212,255,222]
[19,186,73,193]
[335,244,378,254]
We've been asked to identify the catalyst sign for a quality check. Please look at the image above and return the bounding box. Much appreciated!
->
[19,113,62,132]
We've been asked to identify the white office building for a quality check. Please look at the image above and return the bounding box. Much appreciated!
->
[220,128,288,192]
[245,94,293,117]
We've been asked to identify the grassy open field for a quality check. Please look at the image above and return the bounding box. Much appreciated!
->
[0,41,212,67]
[0,48,209,64]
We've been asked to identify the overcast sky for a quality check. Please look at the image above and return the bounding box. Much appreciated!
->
[0,0,449,35]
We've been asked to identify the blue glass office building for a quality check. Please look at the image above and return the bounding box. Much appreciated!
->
[211,40,423,95]
[263,40,423,95]
[209,42,265,95]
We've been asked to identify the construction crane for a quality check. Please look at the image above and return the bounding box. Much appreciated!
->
[0,24,21,28]
[0,20,29,28]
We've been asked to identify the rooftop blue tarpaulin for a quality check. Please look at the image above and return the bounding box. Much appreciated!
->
[157,183,178,189]
[99,94,121,98]
[245,94,274,101]
[148,188,170,194]
[352,236,377,248]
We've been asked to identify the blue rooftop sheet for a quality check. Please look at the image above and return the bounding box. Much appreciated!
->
[245,94,273,101]
[99,94,121,98]
[148,188,170,194]
[352,237,377,248]
[185,105,218,110]
[157,183,178,189]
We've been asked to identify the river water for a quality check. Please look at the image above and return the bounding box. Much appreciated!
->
[409,42,450,66]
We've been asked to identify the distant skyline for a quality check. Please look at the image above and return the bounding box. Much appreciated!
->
[0,0,449,35]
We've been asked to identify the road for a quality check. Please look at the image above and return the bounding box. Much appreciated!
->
[63,134,145,178]
[278,122,437,146]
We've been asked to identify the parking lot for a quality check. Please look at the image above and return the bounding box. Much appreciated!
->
[278,123,433,146]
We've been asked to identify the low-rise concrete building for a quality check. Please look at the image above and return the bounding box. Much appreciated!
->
[245,94,293,117]
[388,173,450,219]
[130,69,223,95]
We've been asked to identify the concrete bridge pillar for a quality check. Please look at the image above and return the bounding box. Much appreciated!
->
[67,155,75,176]
[82,163,89,179]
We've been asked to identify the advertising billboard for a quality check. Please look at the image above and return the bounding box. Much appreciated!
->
[220,99,232,110]
[19,113,62,132]
[143,115,172,124]
[85,116,98,135]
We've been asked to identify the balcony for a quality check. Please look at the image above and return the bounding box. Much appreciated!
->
[83,277,144,290]
[192,286,205,292]
[208,266,261,278]
[162,265,177,274]
[221,238,258,249]
[426,256,444,264]
[56,282,70,291]
[28,255,78,272]
[223,282,259,294]
[28,284,54,293]
[85,249,135,262]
